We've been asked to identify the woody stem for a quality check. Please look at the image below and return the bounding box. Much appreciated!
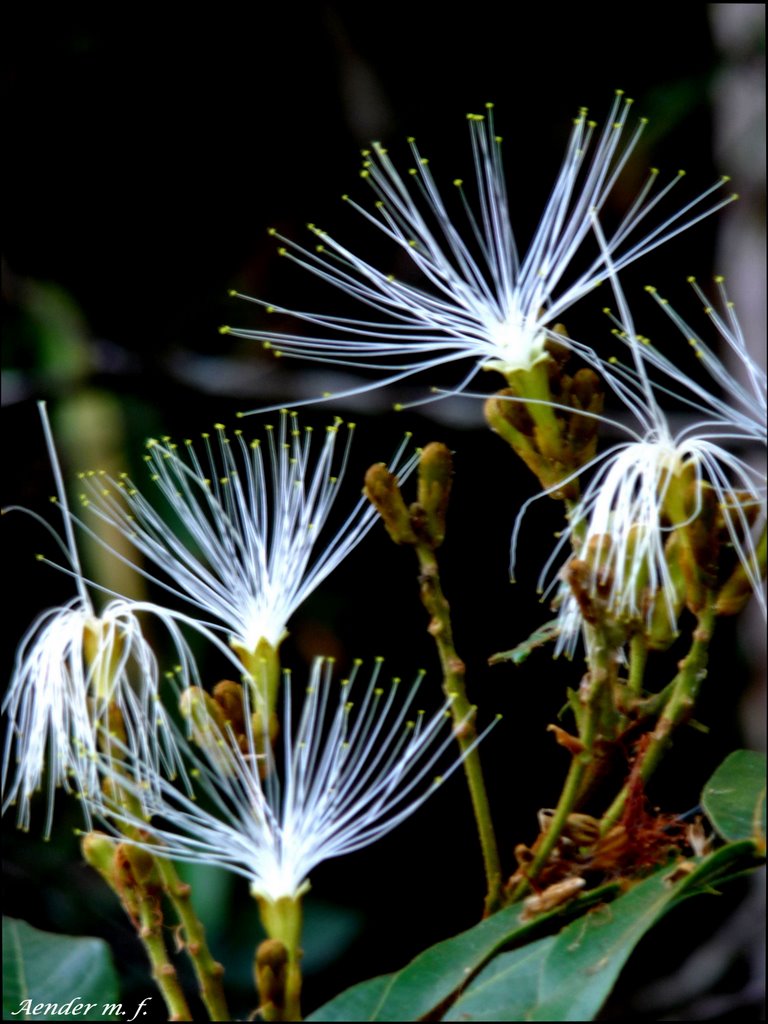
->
[415,542,502,916]
[600,596,716,834]
[507,624,617,902]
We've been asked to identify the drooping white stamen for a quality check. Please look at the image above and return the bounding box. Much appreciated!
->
[2,408,201,835]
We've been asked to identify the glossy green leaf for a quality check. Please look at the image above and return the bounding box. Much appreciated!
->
[306,973,396,1022]
[307,903,547,1021]
[308,885,616,1022]
[311,841,762,1022]
[442,840,761,1022]
[2,917,119,1022]
[702,749,766,843]
[442,937,553,1021]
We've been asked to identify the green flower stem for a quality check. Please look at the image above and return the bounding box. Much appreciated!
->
[562,496,588,560]
[91,730,189,1019]
[133,883,193,1022]
[255,895,304,1021]
[507,625,618,903]
[414,542,502,915]
[233,636,282,719]
[511,361,563,461]
[95,701,228,1021]
[600,597,717,834]
[82,834,193,1023]
[628,632,648,697]
[152,856,230,1021]
[507,749,589,905]
[625,678,678,723]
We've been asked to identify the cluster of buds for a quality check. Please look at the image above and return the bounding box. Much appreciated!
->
[180,678,278,771]
[484,333,605,500]
[364,442,454,550]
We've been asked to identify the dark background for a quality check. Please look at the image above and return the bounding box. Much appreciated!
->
[3,5,765,1020]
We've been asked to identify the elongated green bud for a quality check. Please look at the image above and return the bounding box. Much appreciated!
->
[543,323,571,368]
[416,442,453,548]
[565,369,603,454]
[83,618,125,703]
[179,686,229,738]
[484,392,542,478]
[81,831,119,886]
[82,834,140,923]
[664,471,719,612]
[255,939,289,1020]
[122,843,158,887]
[647,532,686,650]
[212,679,246,735]
[364,463,418,544]
[716,525,767,615]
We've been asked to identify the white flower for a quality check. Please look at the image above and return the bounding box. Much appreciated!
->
[2,405,200,835]
[642,276,766,446]
[76,412,414,654]
[222,91,735,411]
[2,595,198,835]
[532,267,766,654]
[94,658,496,902]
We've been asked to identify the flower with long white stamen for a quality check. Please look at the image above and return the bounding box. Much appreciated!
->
[94,657,497,902]
[2,595,201,835]
[75,412,414,658]
[531,264,766,655]
[642,276,766,444]
[2,405,201,835]
[222,91,735,412]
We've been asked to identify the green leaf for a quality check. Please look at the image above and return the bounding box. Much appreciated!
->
[311,842,763,1023]
[2,918,119,1022]
[306,973,396,1022]
[442,938,553,1021]
[702,749,767,843]
[488,619,559,666]
[307,904,545,1021]
[442,841,762,1022]
[308,885,616,1022]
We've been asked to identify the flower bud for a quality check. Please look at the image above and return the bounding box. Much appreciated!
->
[83,618,125,703]
[212,680,246,735]
[255,939,289,1020]
[364,463,418,545]
[122,843,158,887]
[484,392,550,483]
[416,443,453,548]
[179,686,228,738]
[716,525,767,616]
[565,369,604,455]
[81,831,118,884]
[646,533,686,650]
[179,687,236,774]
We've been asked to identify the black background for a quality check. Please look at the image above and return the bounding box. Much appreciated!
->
[3,5,765,1021]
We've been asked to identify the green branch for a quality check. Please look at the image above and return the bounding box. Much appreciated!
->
[415,542,502,915]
